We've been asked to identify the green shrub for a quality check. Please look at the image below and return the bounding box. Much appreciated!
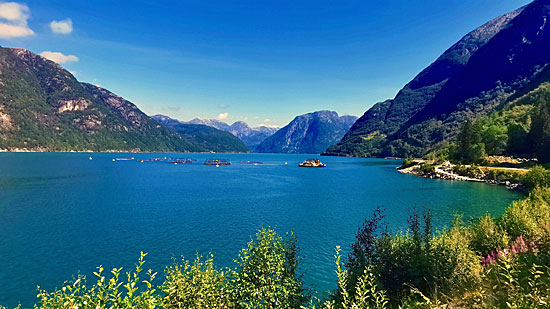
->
[414,164,436,175]
[368,210,434,300]
[481,254,550,308]
[501,186,550,241]
[453,165,484,178]
[469,215,509,256]
[334,247,388,309]
[161,254,233,308]
[401,157,415,169]
[483,167,525,182]
[522,166,550,190]
[428,219,482,294]
[231,228,307,308]
[311,247,388,309]
[34,252,159,309]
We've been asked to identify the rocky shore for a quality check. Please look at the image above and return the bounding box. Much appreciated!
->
[398,161,528,191]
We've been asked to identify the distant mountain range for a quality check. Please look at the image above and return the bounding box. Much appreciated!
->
[256,110,357,154]
[151,115,249,152]
[325,0,550,157]
[168,116,278,151]
[0,47,246,153]
[187,118,278,151]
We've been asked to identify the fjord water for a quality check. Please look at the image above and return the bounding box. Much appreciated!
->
[0,153,520,307]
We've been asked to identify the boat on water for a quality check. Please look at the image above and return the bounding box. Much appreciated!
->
[204,159,231,166]
[299,158,326,167]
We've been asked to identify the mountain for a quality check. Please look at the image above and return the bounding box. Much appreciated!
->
[0,47,209,152]
[324,2,544,157]
[256,111,357,154]
[187,118,278,150]
[187,118,231,131]
[152,115,250,153]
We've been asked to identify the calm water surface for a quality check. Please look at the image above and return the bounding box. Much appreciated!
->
[0,153,521,307]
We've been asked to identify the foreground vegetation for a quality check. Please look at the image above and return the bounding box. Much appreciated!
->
[3,167,550,308]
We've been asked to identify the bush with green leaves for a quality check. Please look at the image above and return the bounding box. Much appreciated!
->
[28,228,308,309]
[469,215,509,256]
[452,164,484,178]
[414,163,436,175]
[34,252,159,309]
[231,228,307,308]
[501,186,550,242]
[478,250,550,308]
[161,254,233,308]
[522,165,550,191]
[483,167,525,182]
[307,247,388,309]
[428,217,482,295]
[401,158,416,169]
[341,211,484,305]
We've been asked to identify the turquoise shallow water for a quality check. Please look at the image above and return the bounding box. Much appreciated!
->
[0,153,521,307]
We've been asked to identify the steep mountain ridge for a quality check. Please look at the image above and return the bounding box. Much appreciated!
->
[325,5,527,157]
[0,47,232,152]
[256,110,357,154]
[393,0,550,154]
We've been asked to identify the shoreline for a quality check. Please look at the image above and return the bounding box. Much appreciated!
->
[0,148,251,154]
[397,161,528,192]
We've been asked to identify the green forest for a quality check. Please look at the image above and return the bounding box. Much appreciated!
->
[449,83,550,165]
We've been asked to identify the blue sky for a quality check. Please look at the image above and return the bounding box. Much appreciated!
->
[0,0,531,127]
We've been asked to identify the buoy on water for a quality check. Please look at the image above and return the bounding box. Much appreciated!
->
[89,157,92,160]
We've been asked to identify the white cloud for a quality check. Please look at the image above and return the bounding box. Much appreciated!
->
[39,51,79,64]
[219,104,229,109]
[217,112,229,120]
[263,118,271,123]
[50,18,72,34]
[0,2,34,39]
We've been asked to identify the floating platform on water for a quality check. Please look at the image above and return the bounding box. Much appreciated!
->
[167,158,195,164]
[204,159,231,166]
[138,158,163,163]
[239,161,264,165]
[299,158,326,167]
[114,157,135,161]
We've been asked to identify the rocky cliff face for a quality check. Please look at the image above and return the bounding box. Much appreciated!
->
[325,4,529,157]
[256,110,357,154]
[0,47,197,152]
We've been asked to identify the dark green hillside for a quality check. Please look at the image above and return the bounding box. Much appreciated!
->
[0,47,200,152]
